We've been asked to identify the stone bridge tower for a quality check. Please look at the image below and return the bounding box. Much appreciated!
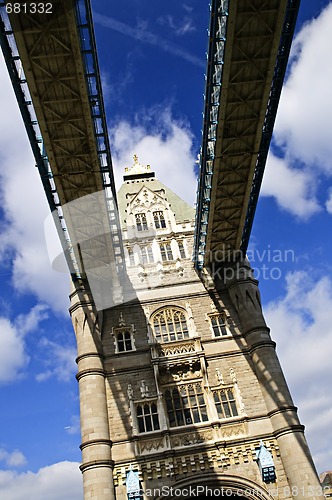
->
[70,158,323,500]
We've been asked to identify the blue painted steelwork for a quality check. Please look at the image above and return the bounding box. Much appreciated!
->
[194,0,300,269]
[240,0,300,254]
[194,0,229,269]
[0,3,81,278]
[0,0,125,277]
[75,0,125,272]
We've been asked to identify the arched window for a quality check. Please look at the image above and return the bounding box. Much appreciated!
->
[160,242,173,261]
[136,402,160,432]
[127,247,135,266]
[213,388,238,419]
[164,384,208,427]
[141,245,154,264]
[178,240,186,258]
[153,211,166,229]
[152,308,189,343]
[135,213,148,231]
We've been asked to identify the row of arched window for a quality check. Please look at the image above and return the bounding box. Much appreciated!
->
[113,307,229,353]
[135,211,166,231]
[126,240,187,266]
[135,385,238,433]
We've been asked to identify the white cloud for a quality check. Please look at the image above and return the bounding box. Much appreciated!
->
[0,462,82,500]
[261,152,320,217]
[264,271,332,473]
[65,415,81,435]
[110,108,197,206]
[157,15,196,36]
[0,54,70,314]
[325,188,332,214]
[0,449,27,468]
[15,304,49,336]
[0,304,49,384]
[262,4,332,217]
[274,3,332,173]
[0,317,28,383]
[94,13,204,68]
[35,338,77,383]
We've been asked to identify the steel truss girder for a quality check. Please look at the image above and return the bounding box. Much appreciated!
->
[0,0,125,296]
[194,0,300,269]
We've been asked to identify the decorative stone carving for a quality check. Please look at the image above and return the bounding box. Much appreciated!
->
[185,302,193,319]
[219,422,245,439]
[140,380,149,398]
[119,312,126,327]
[158,341,196,357]
[127,384,134,400]
[215,367,225,384]
[158,359,202,384]
[125,154,151,176]
[210,302,218,314]
[139,439,164,453]
[172,430,213,447]
[114,438,282,487]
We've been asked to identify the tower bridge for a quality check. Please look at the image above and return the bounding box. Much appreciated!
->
[0,1,325,500]
[0,0,299,274]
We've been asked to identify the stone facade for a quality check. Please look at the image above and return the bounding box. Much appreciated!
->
[70,160,324,499]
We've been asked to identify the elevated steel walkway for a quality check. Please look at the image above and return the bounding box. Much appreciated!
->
[0,0,125,307]
[1,0,300,286]
[194,0,300,270]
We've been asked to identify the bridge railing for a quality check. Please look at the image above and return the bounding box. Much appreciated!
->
[75,0,125,272]
[194,0,229,270]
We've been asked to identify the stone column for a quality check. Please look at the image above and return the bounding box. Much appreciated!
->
[70,280,115,500]
[212,258,324,500]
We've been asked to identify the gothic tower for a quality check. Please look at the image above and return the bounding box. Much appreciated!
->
[70,158,323,500]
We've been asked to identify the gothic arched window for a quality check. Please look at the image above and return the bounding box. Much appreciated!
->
[127,247,135,266]
[178,240,186,258]
[141,245,154,264]
[153,211,166,229]
[160,242,173,261]
[164,384,208,427]
[151,307,189,343]
[213,388,238,419]
[136,402,160,432]
[135,213,148,231]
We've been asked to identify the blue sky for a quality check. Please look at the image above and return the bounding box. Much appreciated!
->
[0,0,332,497]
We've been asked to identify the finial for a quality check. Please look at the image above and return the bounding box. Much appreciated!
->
[119,312,126,326]
[124,156,152,175]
